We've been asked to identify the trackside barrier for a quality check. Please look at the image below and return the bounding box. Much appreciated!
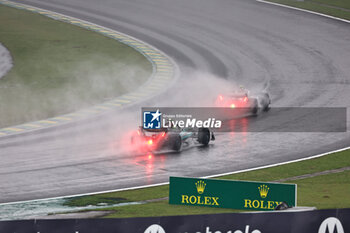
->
[0,208,349,233]
[169,177,297,211]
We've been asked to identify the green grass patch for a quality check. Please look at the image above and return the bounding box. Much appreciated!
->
[308,0,350,10]
[63,149,350,218]
[221,149,350,181]
[0,4,151,128]
[265,0,350,21]
[104,201,235,218]
[64,185,170,207]
[296,170,350,209]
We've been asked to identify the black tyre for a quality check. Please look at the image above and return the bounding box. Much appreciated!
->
[275,202,289,210]
[171,135,182,152]
[262,104,270,112]
[262,93,271,112]
[251,99,258,115]
[198,128,210,145]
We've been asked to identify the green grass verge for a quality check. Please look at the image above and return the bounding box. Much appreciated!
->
[309,0,350,10]
[0,4,152,128]
[264,0,350,21]
[63,149,350,218]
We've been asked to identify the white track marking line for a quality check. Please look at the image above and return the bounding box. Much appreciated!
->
[0,146,348,206]
[256,0,350,24]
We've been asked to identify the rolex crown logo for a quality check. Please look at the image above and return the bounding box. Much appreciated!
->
[258,184,269,198]
[195,180,206,194]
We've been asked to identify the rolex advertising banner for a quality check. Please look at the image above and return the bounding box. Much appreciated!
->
[0,208,349,233]
[169,177,297,211]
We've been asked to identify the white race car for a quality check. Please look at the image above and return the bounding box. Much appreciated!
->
[215,88,271,115]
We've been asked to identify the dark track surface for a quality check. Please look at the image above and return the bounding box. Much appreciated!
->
[0,0,349,203]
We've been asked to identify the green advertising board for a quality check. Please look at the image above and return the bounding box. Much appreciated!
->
[169,177,297,211]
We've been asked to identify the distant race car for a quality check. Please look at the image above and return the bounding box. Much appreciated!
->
[131,127,215,152]
[215,88,271,115]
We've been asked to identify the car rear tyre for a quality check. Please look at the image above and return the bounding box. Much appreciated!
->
[172,135,182,152]
[198,128,210,145]
[262,93,271,112]
[262,104,270,112]
[251,99,258,115]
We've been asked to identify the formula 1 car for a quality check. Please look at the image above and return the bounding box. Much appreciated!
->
[131,127,215,152]
[215,88,271,115]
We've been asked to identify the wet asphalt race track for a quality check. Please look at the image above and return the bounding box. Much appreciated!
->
[0,0,349,203]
